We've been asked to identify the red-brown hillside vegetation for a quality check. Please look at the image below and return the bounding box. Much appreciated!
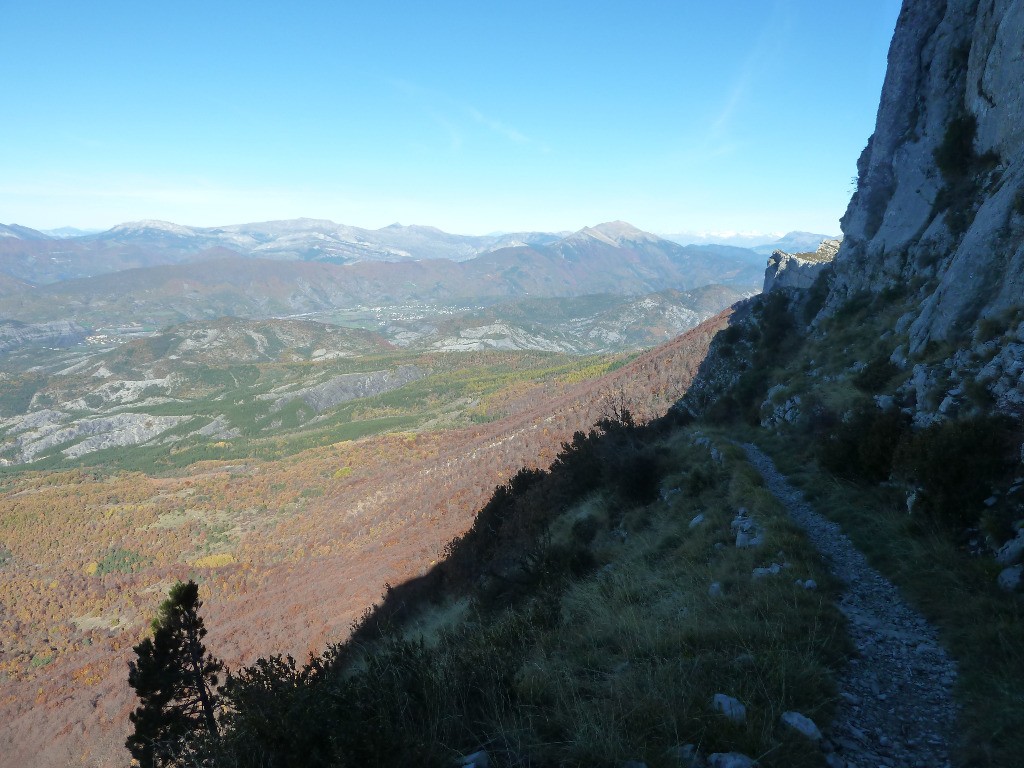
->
[0,312,728,768]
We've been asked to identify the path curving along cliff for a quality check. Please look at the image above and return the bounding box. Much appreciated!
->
[742,444,958,768]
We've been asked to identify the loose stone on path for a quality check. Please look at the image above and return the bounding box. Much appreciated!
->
[742,443,958,768]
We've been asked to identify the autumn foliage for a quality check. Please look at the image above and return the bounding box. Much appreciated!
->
[0,313,728,767]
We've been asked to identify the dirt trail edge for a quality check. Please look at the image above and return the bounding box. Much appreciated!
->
[742,443,958,768]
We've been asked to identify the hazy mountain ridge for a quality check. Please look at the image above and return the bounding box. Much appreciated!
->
[0,218,823,288]
[660,229,838,252]
[0,225,763,327]
[749,230,841,255]
[0,223,51,241]
[0,218,597,284]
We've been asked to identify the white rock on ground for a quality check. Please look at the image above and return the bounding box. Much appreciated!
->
[995,531,1024,565]
[780,710,822,741]
[711,693,746,723]
[997,564,1022,592]
[458,750,489,768]
[707,753,756,768]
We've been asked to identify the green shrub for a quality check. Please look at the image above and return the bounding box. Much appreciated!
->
[95,547,147,576]
[976,306,1024,343]
[819,405,911,483]
[570,514,601,545]
[935,114,979,179]
[218,654,340,768]
[853,355,900,393]
[614,448,663,505]
[685,466,716,496]
[719,324,744,346]
[894,415,1018,528]
[977,317,1005,343]
[833,291,873,322]
[758,291,797,358]
[932,112,1001,236]
[803,268,832,323]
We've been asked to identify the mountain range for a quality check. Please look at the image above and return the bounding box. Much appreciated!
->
[0,218,832,285]
[0,221,768,328]
[0,218,562,284]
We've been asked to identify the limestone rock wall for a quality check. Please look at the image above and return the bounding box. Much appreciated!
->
[827,0,1024,353]
[763,239,840,293]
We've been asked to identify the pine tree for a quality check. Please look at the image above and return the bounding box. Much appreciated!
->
[126,580,223,766]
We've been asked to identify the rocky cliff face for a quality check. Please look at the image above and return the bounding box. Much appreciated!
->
[0,320,87,353]
[763,239,840,293]
[827,0,1024,353]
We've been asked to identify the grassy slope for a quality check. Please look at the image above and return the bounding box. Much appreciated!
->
[210,422,848,767]
[700,287,1024,767]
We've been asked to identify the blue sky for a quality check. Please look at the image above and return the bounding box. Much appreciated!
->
[1,0,901,236]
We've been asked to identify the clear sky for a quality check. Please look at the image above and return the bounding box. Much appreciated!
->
[1,0,902,236]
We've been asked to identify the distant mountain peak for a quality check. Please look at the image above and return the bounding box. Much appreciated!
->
[0,223,52,240]
[223,218,340,234]
[109,219,197,236]
[41,226,102,238]
[573,221,660,247]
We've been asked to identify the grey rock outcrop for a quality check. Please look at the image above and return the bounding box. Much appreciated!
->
[272,365,426,413]
[762,238,839,293]
[824,0,1024,354]
[0,320,88,353]
[731,508,763,548]
[5,412,191,463]
[458,750,490,768]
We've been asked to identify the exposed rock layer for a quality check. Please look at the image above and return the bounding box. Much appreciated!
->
[827,0,1024,353]
[763,239,840,293]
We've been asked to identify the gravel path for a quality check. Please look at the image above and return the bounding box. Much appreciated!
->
[742,443,959,768]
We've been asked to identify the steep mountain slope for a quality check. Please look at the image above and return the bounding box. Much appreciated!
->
[15,3,1024,766]
[0,224,50,240]
[0,315,727,768]
[158,3,1024,765]
[827,0,1024,354]
[0,272,31,297]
